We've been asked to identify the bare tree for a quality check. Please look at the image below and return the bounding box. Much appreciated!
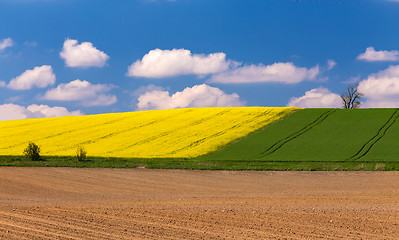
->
[341,84,364,109]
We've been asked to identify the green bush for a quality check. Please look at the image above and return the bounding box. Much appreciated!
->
[23,142,41,161]
[76,146,87,162]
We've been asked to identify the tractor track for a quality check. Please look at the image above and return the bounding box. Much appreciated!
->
[349,108,399,160]
[260,109,336,157]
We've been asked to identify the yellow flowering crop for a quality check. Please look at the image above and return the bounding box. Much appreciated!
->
[0,107,297,158]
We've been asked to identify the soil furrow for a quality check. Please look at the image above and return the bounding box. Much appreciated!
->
[0,211,124,240]
[0,220,71,240]
[0,168,397,239]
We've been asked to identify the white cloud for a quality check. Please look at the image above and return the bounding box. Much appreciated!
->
[357,47,399,62]
[127,48,235,78]
[0,81,6,87]
[287,87,341,108]
[327,59,337,70]
[358,65,399,107]
[0,38,14,51]
[137,84,245,110]
[127,48,332,85]
[26,104,83,118]
[7,65,56,90]
[0,103,82,121]
[42,79,117,106]
[210,62,320,84]
[60,39,109,68]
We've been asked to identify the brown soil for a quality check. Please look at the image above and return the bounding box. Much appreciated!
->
[0,168,398,239]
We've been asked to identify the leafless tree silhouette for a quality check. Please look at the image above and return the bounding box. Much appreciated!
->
[341,84,364,109]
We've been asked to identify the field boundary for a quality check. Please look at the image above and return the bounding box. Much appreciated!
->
[349,109,399,160]
[166,110,274,156]
[259,109,336,157]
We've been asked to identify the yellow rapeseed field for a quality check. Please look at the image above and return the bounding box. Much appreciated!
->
[0,107,297,158]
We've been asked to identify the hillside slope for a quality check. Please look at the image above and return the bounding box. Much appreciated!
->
[0,107,296,158]
[200,108,399,167]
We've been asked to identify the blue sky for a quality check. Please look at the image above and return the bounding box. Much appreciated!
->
[1,0,399,120]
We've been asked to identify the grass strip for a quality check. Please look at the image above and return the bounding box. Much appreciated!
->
[1,155,399,171]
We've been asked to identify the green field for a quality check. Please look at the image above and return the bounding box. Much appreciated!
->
[198,108,399,170]
[2,108,399,170]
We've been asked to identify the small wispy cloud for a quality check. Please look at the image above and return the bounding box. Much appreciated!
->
[327,59,336,70]
[24,41,38,47]
[0,38,14,51]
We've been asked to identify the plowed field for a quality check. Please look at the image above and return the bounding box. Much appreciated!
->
[0,168,398,239]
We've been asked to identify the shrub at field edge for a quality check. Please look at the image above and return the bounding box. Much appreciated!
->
[23,142,41,161]
[76,146,87,162]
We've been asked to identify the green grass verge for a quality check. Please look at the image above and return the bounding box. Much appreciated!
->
[1,155,399,171]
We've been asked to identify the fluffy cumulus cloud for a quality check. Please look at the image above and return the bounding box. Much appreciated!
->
[127,48,234,78]
[0,103,82,121]
[209,62,320,84]
[127,48,331,85]
[60,39,109,68]
[358,65,399,107]
[42,79,117,106]
[137,84,245,110]
[7,65,56,90]
[0,37,14,51]
[287,87,341,108]
[357,47,399,62]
